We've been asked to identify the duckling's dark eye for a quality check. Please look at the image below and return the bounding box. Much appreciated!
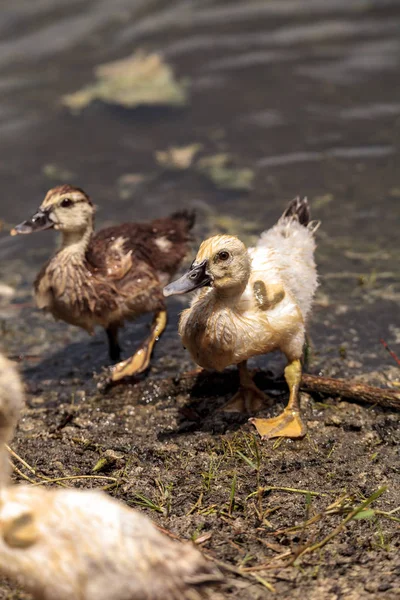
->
[61,198,73,208]
[218,250,230,261]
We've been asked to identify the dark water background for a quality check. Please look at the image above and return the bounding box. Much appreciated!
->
[0,0,399,382]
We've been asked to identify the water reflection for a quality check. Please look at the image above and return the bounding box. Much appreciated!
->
[0,0,399,376]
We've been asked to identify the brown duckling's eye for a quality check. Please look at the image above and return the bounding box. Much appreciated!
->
[218,250,230,261]
[61,198,73,208]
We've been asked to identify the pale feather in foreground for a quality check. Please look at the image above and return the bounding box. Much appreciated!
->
[0,354,220,600]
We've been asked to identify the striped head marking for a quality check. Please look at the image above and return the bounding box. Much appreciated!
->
[11,185,94,235]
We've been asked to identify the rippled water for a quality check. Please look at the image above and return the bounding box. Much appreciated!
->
[0,0,399,378]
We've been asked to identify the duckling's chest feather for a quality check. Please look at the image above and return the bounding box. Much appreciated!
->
[35,257,119,333]
[35,232,171,335]
[179,284,302,370]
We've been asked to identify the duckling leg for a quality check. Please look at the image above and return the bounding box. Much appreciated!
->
[250,359,306,439]
[110,310,167,382]
[221,361,267,413]
[106,324,121,362]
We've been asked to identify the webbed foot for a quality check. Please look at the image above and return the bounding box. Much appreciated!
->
[249,408,306,440]
[110,342,152,382]
[105,310,167,386]
[221,382,268,414]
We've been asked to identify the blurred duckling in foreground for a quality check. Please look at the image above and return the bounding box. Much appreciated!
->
[11,185,194,382]
[0,354,221,600]
[164,198,319,440]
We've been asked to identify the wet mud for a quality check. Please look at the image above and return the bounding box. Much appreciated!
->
[0,1,400,598]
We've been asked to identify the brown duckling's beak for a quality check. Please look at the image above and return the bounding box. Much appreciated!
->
[10,209,54,236]
[163,259,212,297]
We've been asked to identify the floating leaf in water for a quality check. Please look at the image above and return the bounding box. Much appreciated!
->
[196,153,254,191]
[389,187,400,197]
[313,193,334,209]
[42,164,76,181]
[62,51,188,112]
[155,143,202,170]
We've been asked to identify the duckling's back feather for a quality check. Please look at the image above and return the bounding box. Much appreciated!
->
[88,212,194,279]
[34,212,194,333]
[256,197,318,319]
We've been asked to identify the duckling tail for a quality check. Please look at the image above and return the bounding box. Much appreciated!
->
[281,196,310,226]
[170,209,196,231]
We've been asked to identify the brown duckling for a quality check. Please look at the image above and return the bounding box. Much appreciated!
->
[0,353,222,600]
[11,185,194,382]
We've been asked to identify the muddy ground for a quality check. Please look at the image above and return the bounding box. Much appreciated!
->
[0,274,399,600]
[1,0,400,598]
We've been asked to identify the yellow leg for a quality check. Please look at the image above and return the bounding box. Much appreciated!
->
[110,311,167,382]
[221,361,267,414]
[250,359,306,439]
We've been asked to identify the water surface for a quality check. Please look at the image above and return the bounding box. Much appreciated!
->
[0,0,399,381]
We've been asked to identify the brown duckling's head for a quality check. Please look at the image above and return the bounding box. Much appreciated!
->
[164,234,251,297]
[11,186,94,236]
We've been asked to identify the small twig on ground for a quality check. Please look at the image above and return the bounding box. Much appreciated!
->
[300,374,400,409]
[7,353,41,362]
[380,338,400,367]
[154,525,182,541]
[152,370,400,411]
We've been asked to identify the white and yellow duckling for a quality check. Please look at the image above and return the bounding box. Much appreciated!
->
[164,198,319,440]
[0,354,220,599]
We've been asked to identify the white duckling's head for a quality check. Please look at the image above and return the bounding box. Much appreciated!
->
[11,185,94,237]
[164,234,251,298]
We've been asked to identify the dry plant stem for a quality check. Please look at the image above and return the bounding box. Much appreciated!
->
[274,494,349,535]
[240,551,292,573]
[300,374,400,409]
[7,445,67,487]
[10,463,37,485]
[7,447,118,488]
[251,573,275,593]
[32,475,118,486]
[295,486,387,561]
[247,485,328,499]
[203,553,255,580]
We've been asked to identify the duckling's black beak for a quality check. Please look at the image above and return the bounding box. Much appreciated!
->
[10,209,54,236]
[163,259,212,297]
